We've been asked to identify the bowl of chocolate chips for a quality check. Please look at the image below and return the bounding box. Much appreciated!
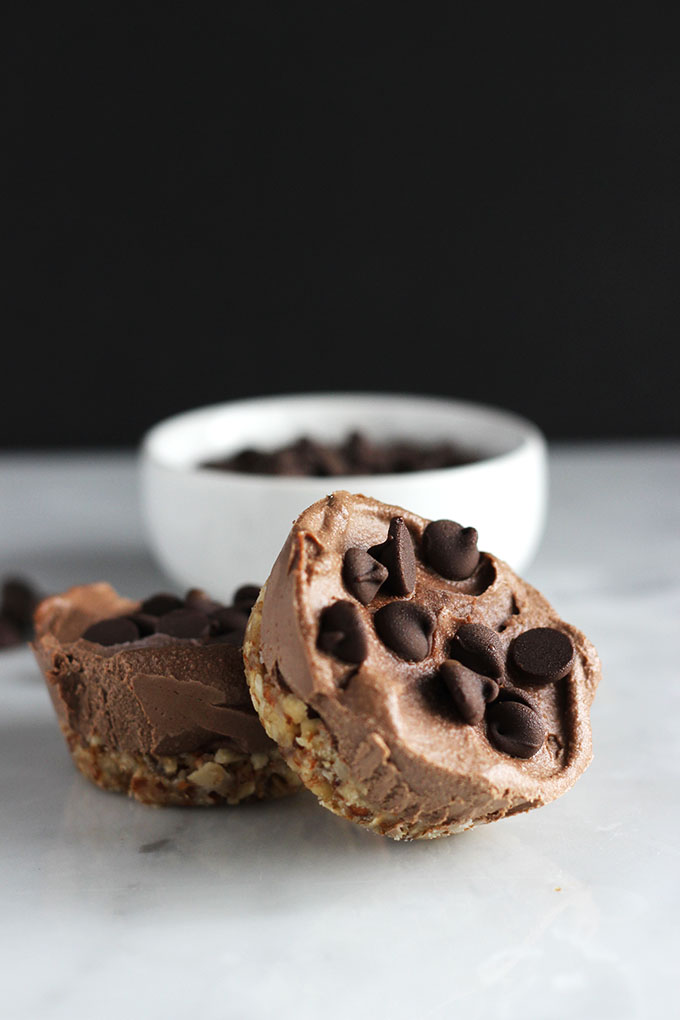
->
[140,393,547,601]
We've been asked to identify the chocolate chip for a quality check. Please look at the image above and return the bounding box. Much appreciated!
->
[318,601,368,664]
[0,616,23,648]
[210,606,249,637]
[203,432,478,476]
[451,623,504,678]
[141,593,183,616]
[439,660,499,724]
[154,609,211,639]
[422,520,480,580]
[0,576,39,647]
[1,578,39,631]
[311,444,349,476]
[184,588,221,614]
[271,449,308,475]
[344,431,386,473]
[486,700,545,758]
[126,612,157,637]
[223,448,274,474]
[369,517,416,596]
[82,617,140,645]
[233,584,261,610]
[342,548,389,605]
[374,602,435,661]
[207,631,243,646]
[510,628,574,683]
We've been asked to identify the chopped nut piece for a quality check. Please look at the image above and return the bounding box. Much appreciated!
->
[187,762,230,793]
[214,748,243,766]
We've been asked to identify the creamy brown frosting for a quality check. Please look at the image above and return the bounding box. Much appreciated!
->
[32,583,273,756]
[260,492,600,830]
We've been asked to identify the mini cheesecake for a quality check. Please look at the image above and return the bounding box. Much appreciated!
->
[243,492,601,840]
[32,582,301,806]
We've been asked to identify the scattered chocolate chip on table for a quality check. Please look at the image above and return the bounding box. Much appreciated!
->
[0,577,41,649]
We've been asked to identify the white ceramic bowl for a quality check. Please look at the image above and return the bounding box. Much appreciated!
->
[140,393,548,600]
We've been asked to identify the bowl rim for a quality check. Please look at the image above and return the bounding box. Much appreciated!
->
[141,392,546,484]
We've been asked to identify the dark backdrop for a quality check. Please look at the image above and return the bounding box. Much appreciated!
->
[5,5,679,447]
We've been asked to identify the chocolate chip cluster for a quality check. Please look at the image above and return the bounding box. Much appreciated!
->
[204,431,477,477]
[81,585,260,647]
[441,623,573,758]
[317,517,575,760]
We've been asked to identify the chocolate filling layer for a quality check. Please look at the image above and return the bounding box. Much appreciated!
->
[32,582,273,756]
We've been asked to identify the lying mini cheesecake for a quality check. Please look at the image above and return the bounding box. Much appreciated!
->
[243,491,601,841]
[32,582,301,806]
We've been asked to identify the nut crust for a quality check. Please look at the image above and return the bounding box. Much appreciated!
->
[59,718,301,806]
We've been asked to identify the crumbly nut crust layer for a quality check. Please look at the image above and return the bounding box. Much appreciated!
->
[244,585,473,840]
[61,719,301,807]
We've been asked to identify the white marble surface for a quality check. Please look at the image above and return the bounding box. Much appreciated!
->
[0,444,678,1020]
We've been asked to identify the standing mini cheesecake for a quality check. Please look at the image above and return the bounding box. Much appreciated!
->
[32,582,301,805]
[243,491,601,840]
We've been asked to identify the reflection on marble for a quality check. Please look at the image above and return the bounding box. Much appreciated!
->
[0,446,678,1020]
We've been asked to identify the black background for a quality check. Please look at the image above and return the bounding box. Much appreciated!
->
[5,4,679,447]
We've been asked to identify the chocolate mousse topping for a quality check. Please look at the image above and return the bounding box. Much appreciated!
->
[260,492,600,830]
[32,582,272,756]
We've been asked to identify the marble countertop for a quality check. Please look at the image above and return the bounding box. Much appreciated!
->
[0,444,677,1020]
